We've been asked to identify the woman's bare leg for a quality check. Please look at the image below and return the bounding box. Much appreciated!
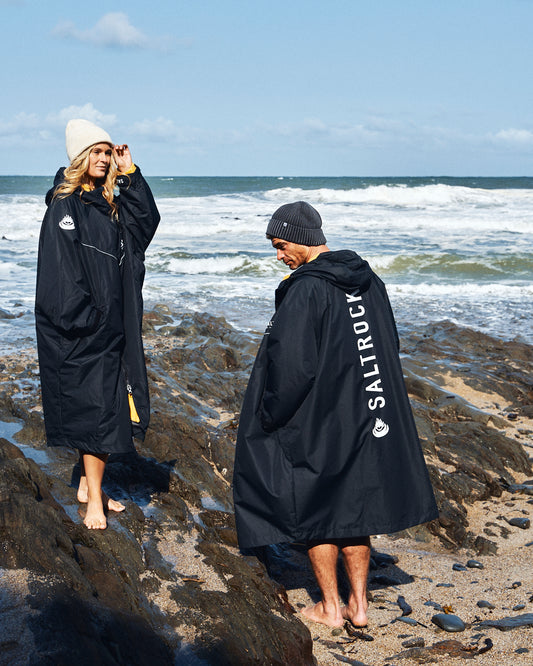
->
[77,451,125,512]
[82,453,108,529]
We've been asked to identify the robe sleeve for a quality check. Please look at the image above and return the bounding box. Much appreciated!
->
[116,167,160,257]
[260,277,326,432]
[35,198,102,337]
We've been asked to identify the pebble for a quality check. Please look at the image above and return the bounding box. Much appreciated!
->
[431,613,466,632]
[466,559,484,569]
[401,637,425,648]
[373,574,402,587]
[507,517,531,530]
[515,648,530,654]
[478,613,533,631]
[397,595,412,616]
[477,600,495,609]
[331,627,343,636]
[513,604,526,611]
[436,583,454,588]
[452,563,467,571]
[393,616,418,626]
[511,581,522,589]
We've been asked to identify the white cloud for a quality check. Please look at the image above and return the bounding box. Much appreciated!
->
[52,12,152,49]
[491,128,533,145]
[0,105,116,148]
[48,104,117,130]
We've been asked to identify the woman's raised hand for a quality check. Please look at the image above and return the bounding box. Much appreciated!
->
[114,144,133,173]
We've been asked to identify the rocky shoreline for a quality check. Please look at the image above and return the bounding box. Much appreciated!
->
[0,307,532,665]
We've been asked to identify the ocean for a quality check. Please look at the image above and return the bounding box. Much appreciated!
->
[0,175,532,353]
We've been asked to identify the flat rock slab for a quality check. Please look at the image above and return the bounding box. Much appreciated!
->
[477,613,533,631]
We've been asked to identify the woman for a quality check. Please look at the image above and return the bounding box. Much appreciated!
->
[35,118,160,529]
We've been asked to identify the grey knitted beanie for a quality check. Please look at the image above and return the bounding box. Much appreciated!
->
[266,201,326,246]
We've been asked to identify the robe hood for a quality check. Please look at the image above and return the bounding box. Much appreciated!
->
[275,250,373,308]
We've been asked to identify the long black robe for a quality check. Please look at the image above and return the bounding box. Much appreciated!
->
[35,167,160,453]
[233,250,438,549]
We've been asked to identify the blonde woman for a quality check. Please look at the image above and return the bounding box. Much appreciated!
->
[35,119,160,529]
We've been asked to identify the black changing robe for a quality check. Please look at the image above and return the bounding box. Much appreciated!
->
[35,167,160,454]
[233,250,438,549]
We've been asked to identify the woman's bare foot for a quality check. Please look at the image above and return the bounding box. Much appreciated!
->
[83,496,107,530]
[301,602,344,628]
[77,476,125,512]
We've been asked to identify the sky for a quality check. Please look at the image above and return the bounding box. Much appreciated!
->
[1,0,532,176]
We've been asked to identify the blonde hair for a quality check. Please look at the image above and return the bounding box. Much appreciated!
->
[54,144,118,218]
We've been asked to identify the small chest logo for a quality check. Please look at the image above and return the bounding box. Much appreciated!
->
[59,214,75,230]
[372,418,389,438]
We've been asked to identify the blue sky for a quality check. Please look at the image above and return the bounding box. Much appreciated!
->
[1,0,532,176]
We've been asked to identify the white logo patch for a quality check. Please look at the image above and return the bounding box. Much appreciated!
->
[59,214,75,230]
[372,418,389,438]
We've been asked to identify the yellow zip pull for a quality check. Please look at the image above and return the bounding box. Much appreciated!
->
[126,383,140,423]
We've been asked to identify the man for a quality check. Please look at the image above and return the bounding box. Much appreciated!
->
[233,201,438,628]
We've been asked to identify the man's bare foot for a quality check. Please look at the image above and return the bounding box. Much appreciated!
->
[341,604,368,628]
[301,602,344,628]
[83,498,107,530]
[77,477,125,512]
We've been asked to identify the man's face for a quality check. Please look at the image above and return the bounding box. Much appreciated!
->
[271,238,310,270]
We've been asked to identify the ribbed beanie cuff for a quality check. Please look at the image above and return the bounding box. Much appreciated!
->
[266,201,326,246]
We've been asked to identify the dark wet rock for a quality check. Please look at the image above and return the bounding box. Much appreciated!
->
[477,600,495,609]
[436,583,454,588]
[507,517,531,529]
[466,559,484,569]
[392,616,419,626]
[424,600,443,610]
[507,483,533,496]
[372,573,405,587]
[431,613,466,632]
[372,551,399,567]
[452,563,467,571]
[397,595,412,616]
[473,535,498,555]
[401,637,425,648]
[513,604,526,611]
[390,638,491,662]
[477,613,533,631]
[344,623,374,641]
[0,307,15,319]
[515,647,530,654]
[511,581,522,589]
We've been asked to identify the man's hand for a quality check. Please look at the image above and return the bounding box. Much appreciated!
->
[114,144,133,173]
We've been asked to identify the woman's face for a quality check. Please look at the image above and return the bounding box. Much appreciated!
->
[87,143,113,184]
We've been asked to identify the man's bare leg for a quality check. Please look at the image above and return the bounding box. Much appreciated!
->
[82,453,108,529]
[77,452,125,512]
[301,543,344,627]
[341,537,371,627]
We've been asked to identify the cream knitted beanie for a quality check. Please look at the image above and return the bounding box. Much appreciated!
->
[65,119,113,163]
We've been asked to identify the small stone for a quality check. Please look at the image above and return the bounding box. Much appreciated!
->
[436,583,454,588]
[373,574,402,587]
[373,552,399,567]
[507,517,530,530]
[513,604,526,611]
[466,559,484,569]
[515,648,530,654]
[477,600,495,609]
[431,613,466,632]
[477,613,533,631]
[401,637,425,648]
[511,581,522,589]
[397,595,412,616]
[452,563,467,572]
[393,616,418,626]
[331,627,343,636]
